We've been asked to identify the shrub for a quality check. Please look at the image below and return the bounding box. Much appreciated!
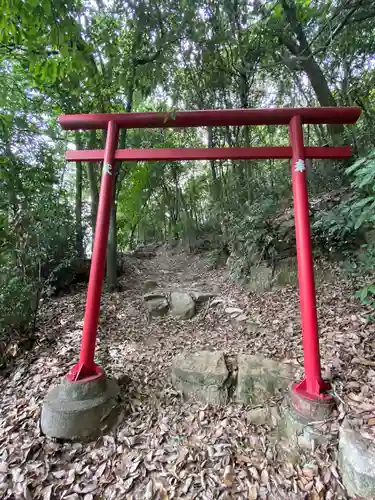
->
[313,150,375,317]
[0,186,76,340]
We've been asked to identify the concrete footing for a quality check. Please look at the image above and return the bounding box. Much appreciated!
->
[280,386,337,448]
[41,374,120,441]
[281,401,337,448]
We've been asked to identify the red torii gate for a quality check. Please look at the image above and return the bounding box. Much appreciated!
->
[60,107,360,410]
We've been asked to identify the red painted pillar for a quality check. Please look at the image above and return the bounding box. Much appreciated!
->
[67,121,120,381]
[289,115,330,400]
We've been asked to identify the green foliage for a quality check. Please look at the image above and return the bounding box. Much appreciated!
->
[313,149,375,317]
[356,284,375,321]
[0,274,36,336]
[223,198,279,278]
[313,151,375,253]
[0,62,76,340]
[0,174,76,337]
[312,200,361,253]
[346,150,375,229]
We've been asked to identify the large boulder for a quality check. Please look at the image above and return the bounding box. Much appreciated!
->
[273,257,298,286]
[236,354,295,405]
[42,258,91,295]
[172,351,230,404]
[170,291,195,319]
[245,264,273,293]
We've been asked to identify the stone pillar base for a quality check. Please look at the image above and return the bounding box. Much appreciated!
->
[290,384,335,420]
[41,374,120,441]
[279,385,337,449]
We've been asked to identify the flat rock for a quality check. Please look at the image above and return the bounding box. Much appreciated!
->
[225,307,243,316]
[145,297,169,317]
[143,292,166,301]
[171,351,229,404]
[125,305,139,317]
[247,407,270,426]
[236,354,295,405]
[170,291,195,319]
[235,313,248,322]
[189,291,217,303]
[143,280,158,292]
[246,406,281,427]
[247,322,261,333]
[245,264,273,293]
[338,417,375,498]
[273,257,298,286]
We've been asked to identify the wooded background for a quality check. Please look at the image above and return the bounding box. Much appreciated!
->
[1,0,375,345]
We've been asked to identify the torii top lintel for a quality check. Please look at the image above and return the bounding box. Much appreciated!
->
[59,107,361,130]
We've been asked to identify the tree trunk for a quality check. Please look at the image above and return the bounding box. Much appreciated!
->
[207,126,221,200]
[74,132,84,258]
[300,57,336,107]
[105,74,134,289]
[87,130,99,240]
[106,126,129,290]
[75,161,84,257]
[280,0,344,143]
[106,188,117,291]
[301,58,344,143]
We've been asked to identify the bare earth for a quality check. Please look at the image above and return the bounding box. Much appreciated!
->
[0,248,374,499]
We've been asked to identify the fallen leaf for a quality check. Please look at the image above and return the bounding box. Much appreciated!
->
[154,480,168,500]
[323,469,331,484]
[223,465,235,486]
[315,476,325,494]
[352,357,375,367]
[225,307,243,315]
[41,485,52,500]
[79,482,97,494]
[249,467,260,481]
[210,298,224,306]
[66,468,75,485]
[235,313,248,322]
[236,454,252,464]
[348,392,364,402]
[182,476,193,494]
[95,462,106,478]
[145,480,154,500]
[260,468,269,485]
[248,483,258,500]
[308,492,320,500]
[123,477,136,493]
[0,462,8,473]
[52,470,65,479]
[304,480,314,491]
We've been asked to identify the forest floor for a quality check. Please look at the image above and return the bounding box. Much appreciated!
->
[0,247,375,499]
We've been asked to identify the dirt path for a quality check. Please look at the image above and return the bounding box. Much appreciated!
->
[0,248,374,499]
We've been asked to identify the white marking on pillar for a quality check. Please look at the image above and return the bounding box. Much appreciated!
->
[295,159,306,172]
